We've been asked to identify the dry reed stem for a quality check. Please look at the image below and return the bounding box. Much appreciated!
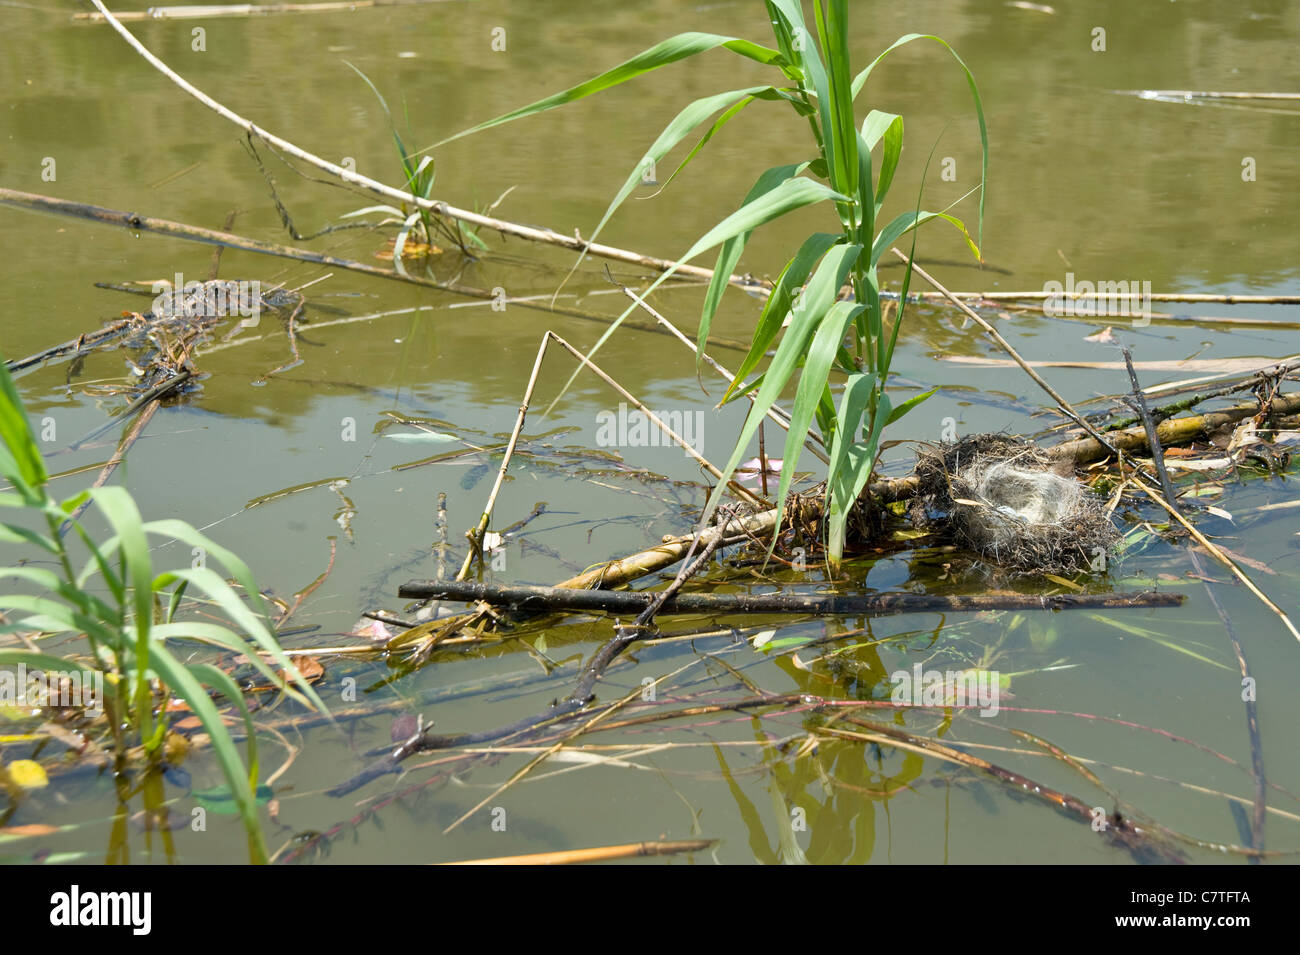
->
[891,248,1129,461]
[618,285,831,465]
[438,839,716,865]
[441,660,694,833]
[86,2,757,290]
[1132,478,1300,644]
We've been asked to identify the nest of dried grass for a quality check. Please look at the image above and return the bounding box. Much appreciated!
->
[909,434,1118,574]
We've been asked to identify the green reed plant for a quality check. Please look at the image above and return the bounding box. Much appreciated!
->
[0,360,328,863]
[429,0,988,562]
[344,63,488,261]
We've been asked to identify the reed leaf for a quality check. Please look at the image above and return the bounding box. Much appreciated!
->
[429,33,788,150]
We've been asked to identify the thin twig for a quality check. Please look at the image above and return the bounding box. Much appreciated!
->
[1118,351,1267,856]
[891,248,1130,461]
[617,282,831,465]
[438,839,717,865]
[0,189,739,350]
[1120,347,1180,504]
[1133,479,1300,643]
[544,332,767,508]
[457,333,551,581]
[902,289,1300,305]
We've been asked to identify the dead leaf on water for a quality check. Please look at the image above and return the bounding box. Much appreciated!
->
[285,654,325,685]
[0,823,60,838]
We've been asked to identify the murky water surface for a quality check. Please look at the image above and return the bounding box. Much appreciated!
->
[1,0,1298,863]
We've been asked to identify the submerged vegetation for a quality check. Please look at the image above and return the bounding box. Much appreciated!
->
[0,360,326,863]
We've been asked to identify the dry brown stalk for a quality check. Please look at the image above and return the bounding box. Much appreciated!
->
[438,839,716,865]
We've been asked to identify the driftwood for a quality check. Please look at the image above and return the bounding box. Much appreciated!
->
[1049,390,1300,464]
[909,289,1300,305]
[75,0,457,20]
[0,188,749,354]
[82,2,761,291]
[334,576,1179,795]
[398,579,1183,617]
[386,387,1290,650]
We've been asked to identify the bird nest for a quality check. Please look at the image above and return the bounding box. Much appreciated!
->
[909,434,1118,575]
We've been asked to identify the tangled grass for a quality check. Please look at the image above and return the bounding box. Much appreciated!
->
[909,434,1119,575]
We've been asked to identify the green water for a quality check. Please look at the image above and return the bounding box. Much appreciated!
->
[1,0,1297,864]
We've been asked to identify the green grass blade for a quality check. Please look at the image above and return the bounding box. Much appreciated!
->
[812,0,858,203]
[824,371,877,517]
[392,210,422,274]
[826,392,891,561]
[152,568,329,717]
[851,33,988,250]
[0,359,47,492]
[698,162,803,368]
[545,177,845,417]
[0,649,89,674]
[699,243,860,529]
[86,487,153,737]
[0,565,116,624]
[0,563,61,595]
[141,519,275,623]
[680,177,846,264]
[775,299,864,523]
[870,208,978,267]
[880,137,939,374]
[340,204,406,220]
[885,388,937,425]
[186,661,260,799]
[1088,614,1231,670]
[145,642,269,863]
[651,93,774,197]
[564,85,780,292]
[70,523,126,607]
[721,232,844,405]
[0,595,121,648]
[852,126,877,353]
[428,33,786,150]
[0,521,58,553]
[343,61,416,178]
[763,0,808,79]
[861,111,903,213]
[151,621,287,691]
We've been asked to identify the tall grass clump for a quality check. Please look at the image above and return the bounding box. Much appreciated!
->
[0,359,327,863]
[428,0,988,563]
[343,63,490,262]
